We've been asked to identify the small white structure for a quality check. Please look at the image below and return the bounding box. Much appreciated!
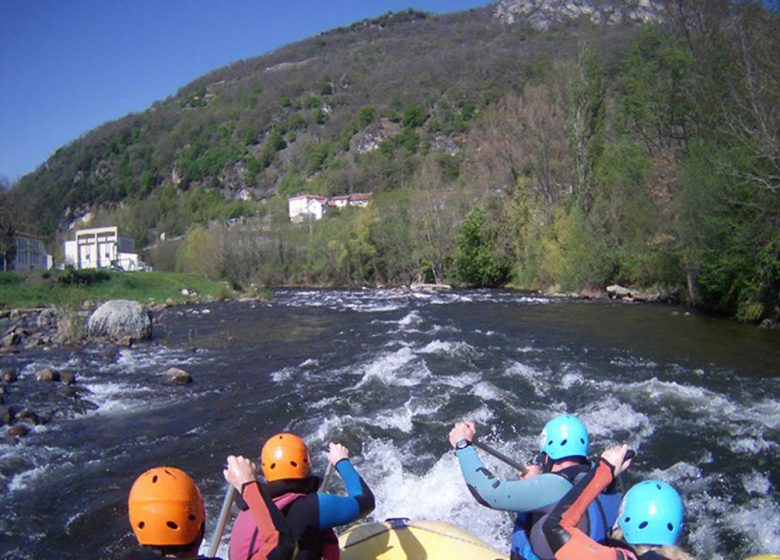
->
[288,194,329,222]
[64,226,141,271]
[328,193,372,209]
[288,193,372,221]
[3,232,51,271]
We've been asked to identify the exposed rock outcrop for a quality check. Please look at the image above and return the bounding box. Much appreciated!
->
[350,119,402,154]
[495,0,664,30]
[85,300,152,342]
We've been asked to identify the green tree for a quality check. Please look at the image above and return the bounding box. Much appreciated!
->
[454,207,510,287]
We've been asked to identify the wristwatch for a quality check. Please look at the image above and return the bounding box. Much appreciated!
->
[455,439,472,450]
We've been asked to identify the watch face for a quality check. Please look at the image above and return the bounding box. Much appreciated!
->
[456,440,469,449]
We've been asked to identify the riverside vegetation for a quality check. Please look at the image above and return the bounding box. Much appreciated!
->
[2,1,779,323]
[0,270,239,310]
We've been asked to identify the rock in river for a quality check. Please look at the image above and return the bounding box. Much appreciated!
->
[85,300,152,342]
[165,367,193,385]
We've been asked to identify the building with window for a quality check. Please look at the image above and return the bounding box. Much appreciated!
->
[288,193,372,222]
[64,226,142,271]
[1,232,52,271]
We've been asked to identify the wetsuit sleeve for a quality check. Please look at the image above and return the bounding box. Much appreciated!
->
[542,460,637,560]
[241,481,297,560]
[316,459,375,529]
[455,444,573,512]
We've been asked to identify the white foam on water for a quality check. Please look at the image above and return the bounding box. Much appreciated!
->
[271,367,296,382]
[372,401,416,433]
[471,381,506,402]
[368,396,447,433]
[734,398,780,431]
[725,496,780,554]
[730,435,775,454]
[355,347,429,388]
[579,396,654,447]
[79,381,159,416]
[8,465,48,492]
[559,371,586,389]
[360,438,510,551]
[741,473,772,496]
[435,370,481,389]
[398,311,423,327]
[299,358,319,368]
[503,361,550,397]
[416,339,474,356]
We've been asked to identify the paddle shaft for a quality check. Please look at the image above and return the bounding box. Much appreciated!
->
[207,485,236,558]
[322,462,335,491]
[472,440,529,475]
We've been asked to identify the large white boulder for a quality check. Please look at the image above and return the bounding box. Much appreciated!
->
[85,300,152,342]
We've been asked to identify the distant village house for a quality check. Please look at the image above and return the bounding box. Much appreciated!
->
[64,226,145,271]
[1,232,52,271]
[288,193,372,222]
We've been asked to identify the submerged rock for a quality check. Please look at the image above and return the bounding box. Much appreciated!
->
[1,405,16,425]
[7,424,29,438]
[60,371,77,386]
[85,300,152,342]
[165,367,193,385]
[36,368,61,383]
[2,368,18,383]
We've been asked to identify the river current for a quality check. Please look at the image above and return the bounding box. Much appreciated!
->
[1,290,779,559]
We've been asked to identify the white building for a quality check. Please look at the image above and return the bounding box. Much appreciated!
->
[288,194,329,222]
[64,226,142,271]
[2,233,52,271]
[288,193,372,221]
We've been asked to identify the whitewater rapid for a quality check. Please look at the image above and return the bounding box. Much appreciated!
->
[0,290,778,559]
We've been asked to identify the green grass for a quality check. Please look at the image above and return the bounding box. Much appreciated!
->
[0,270,237,309]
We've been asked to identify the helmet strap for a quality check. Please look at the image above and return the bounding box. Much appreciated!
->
[539,452,553,473]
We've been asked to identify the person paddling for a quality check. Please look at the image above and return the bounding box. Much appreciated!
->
[449,415,623,560]
[125,455,295,560]
[543,444,695,560]
[229,433,375,560]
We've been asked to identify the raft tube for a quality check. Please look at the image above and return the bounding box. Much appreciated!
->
[339,518,508,560]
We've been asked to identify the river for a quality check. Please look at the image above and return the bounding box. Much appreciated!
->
[1,290,778,559]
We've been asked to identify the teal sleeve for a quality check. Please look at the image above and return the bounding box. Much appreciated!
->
[455,445,574,512]
[317,459,375,529]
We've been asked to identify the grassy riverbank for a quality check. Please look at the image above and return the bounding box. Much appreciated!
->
[0,270,240,309]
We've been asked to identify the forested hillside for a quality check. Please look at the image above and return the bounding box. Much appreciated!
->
[5,0,780,323]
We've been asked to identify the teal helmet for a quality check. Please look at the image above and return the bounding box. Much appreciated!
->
[618,480,684,546]
[539,414,589,460]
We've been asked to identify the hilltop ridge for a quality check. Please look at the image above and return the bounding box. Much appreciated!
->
[494,0,663,29]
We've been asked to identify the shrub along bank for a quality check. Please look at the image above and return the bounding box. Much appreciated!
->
[0,270,239,310]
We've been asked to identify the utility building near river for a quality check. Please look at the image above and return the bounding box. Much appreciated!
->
[64,226,143,271]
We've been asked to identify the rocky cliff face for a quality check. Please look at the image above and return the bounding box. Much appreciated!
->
[494,0,664,30]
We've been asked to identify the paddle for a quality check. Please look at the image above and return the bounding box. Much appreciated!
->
[207,485,237,558]
[321,461,335,491]
[472,440,529,475]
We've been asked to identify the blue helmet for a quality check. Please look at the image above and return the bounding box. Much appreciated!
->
[618,480,684,546]
[539,414,589,460]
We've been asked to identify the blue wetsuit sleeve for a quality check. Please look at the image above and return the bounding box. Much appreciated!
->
[317,459,375,529]
[455,444,573,512]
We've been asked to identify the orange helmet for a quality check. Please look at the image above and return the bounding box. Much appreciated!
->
[128,466,205,546]
[261,433,311,481]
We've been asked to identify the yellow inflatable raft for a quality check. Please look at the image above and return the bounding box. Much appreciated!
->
[339,518,508,560]
[339,518,778,560]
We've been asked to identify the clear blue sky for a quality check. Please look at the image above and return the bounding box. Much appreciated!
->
[0,0,493,183]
